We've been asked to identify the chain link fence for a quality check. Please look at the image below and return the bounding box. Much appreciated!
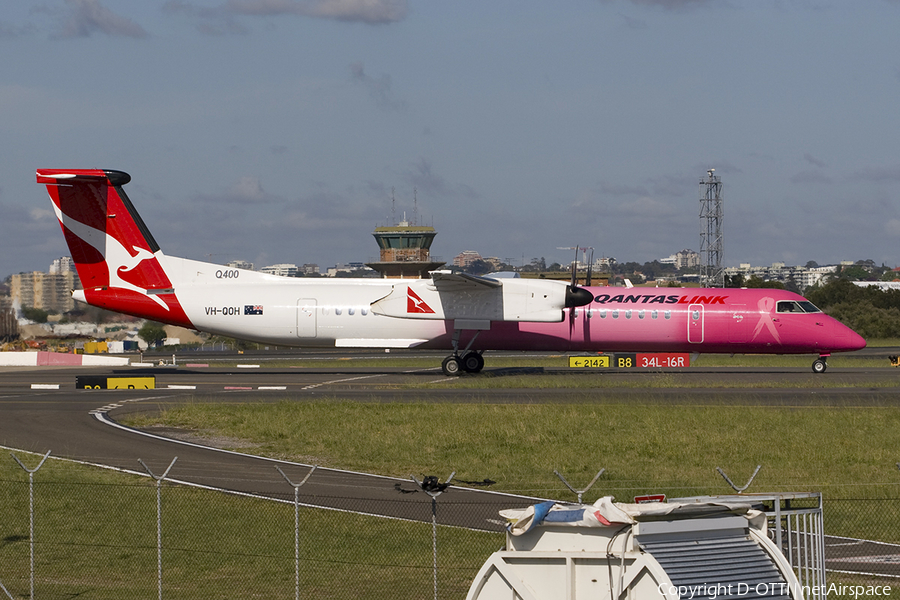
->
[2,455,900,599]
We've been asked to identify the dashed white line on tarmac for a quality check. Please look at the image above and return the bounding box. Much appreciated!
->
[301,374,387,390]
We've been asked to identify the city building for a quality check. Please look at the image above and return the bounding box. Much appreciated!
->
[49,256,75,275]
[11,270,78,313]
[453,251,483,268]
[659,250,699,269]
[326,263,376,277]
[0,296,18,341]
[722,263,839,290]
[260,263,299,277]
[675,249,700,270]
[853,281,900,291]
[226,260,254,271]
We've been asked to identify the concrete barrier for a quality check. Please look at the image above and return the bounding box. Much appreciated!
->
[0,352,129,367]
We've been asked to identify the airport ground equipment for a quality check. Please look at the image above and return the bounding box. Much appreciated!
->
[466,497,804,600]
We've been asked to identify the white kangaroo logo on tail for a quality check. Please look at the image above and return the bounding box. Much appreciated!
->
[51,202,170,311]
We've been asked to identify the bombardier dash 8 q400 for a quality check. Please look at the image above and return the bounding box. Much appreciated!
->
[37,169,866,375]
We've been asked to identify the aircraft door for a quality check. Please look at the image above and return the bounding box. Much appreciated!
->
[297,299,317,338]
[688,304,704,344]
[728,304,752,343]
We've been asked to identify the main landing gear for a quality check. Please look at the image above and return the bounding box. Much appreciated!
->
[442,351,485,376]
[442,329,485,376]
[812,356,828,374]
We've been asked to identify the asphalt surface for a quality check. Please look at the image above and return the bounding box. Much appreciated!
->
[2,351,900,576]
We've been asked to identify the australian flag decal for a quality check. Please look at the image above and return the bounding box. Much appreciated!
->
[244,305,263,316]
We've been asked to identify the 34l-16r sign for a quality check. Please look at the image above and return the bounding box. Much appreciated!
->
[568,353,691,369]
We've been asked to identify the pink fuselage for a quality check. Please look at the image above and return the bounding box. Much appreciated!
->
[419,287,866,356]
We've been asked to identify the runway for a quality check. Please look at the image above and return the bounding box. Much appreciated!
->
[2,354,900,576]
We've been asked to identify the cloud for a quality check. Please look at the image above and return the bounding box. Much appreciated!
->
[0,20,37,38]
[613,195,681,218]
[616,12,648,29]
[804,153,828,168]
[162,1,250,35]
[790,170,833,185]
[572,186,682,220]
[401,159,478,199]
[599,0,712,9]
[223,0,407,24]
[646,173,696,197]
[0,203,69,277]
[194,175,284,204]
[54,0,148,39]
[349,62,408,112]
[849,164,900,183]
[597,181,650,196]
[165,0,407,32]
[885,219,900,237]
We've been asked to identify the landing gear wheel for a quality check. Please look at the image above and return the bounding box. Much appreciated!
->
[461,352,485,373]
[812,358,827,374]
[442,356,462,376]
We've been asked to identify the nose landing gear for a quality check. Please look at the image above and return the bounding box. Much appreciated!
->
[812,356,828,373]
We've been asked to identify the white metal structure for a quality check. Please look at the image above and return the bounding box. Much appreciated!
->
[671,493,826,595]
[466,498,804,600]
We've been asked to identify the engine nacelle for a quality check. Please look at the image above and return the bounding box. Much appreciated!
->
[370,277,573,323]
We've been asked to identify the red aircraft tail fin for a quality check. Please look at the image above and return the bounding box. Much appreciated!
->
[36,169,192,327]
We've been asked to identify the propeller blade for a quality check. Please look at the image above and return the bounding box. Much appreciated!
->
[570,247,578,288]
[586,249,593,286]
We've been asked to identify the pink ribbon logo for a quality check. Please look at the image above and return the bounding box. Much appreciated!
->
[752,296,781,344]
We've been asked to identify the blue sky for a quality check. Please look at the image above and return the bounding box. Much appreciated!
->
[2,0,900,279]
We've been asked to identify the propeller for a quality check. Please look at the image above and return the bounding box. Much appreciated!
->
[563,246,594,308]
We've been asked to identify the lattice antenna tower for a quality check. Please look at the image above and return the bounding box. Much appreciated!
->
[699,169,724,287]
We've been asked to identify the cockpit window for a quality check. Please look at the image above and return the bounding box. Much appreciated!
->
[777,301,802,313]
[798,301,821,313]
[776,300,822,314]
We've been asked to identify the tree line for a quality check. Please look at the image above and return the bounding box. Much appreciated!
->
[805,279,900,339]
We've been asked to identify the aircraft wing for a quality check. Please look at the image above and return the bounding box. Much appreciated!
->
[429,271,502,291]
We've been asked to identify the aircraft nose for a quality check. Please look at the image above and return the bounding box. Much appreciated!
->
[831,319,866,352]
[845,327,867,351]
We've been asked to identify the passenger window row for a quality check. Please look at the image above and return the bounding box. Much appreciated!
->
[590,309,672,320]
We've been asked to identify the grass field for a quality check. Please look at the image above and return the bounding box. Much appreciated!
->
[0,453,496,599]
[120,402,900,502]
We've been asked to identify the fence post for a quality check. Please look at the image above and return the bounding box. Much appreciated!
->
[276,465,317,600]
[716,465,761,493]
[553,468,605,504]
[411,472,456,600]
[139,457,177,600]
[11,450,50,600]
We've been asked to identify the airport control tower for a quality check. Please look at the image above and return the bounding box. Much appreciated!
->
[366,210,445,279]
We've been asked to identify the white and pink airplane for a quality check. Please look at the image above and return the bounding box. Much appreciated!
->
[37,169,866,375]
